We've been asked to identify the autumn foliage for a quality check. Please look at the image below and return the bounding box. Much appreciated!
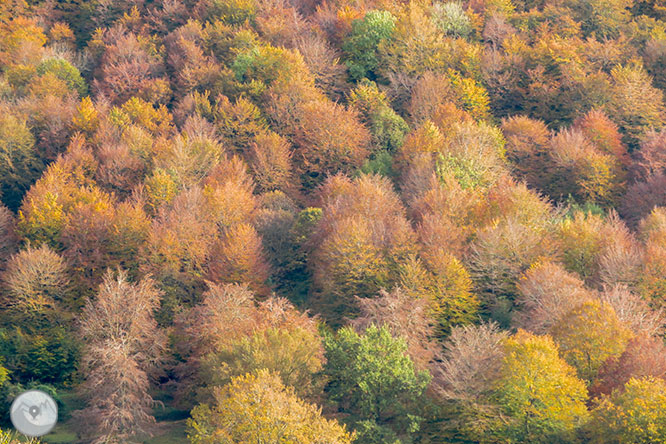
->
[1,1,666,443]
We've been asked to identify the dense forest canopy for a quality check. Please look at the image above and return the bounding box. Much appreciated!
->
[1,0,666,442]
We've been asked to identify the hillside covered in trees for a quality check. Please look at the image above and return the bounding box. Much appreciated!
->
[2,0,666,442]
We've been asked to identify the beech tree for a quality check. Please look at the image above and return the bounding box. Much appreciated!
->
[557,211,636,285]
[323,325,430,444]
[249,130,293,193]
[141,187,217,311]
[343,10,396,81]
[592,334,666,397]
[514,262,594,333]
[0,112,43,211]
[201,326,324,399]
[311,174,416,319]
[1,244,69,313]
[434,322,507,402]
[269,90,371,190]
[0,205,17,269]
[398,253,480,338]
[550,300,633,381]
[187,370,353,444]
[590,377,666,444]
[469,215,556,325]
[92,30,171,105]
[501,115,552,191]
[207,222,271,297]
[548,128,625,206]
[606,62,665,148]
[0,244,77,384]
[76,270,166,443]
[349,80,409,153]
[176,282,318,399]
[352,287,439,370]
[487,330,589,444]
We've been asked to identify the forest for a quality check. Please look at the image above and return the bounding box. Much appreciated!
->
[1,0,666,442]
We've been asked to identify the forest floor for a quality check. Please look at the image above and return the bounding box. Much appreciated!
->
[29,389,189,444]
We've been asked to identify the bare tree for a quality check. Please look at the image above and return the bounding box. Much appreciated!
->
[514,261,594,333]
[599,284,665,337]
[76,269,166,444]
[1,244,69,313]
[433,322,507,401]
[352,287,438,371]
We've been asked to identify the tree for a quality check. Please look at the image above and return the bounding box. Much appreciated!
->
[214,95,268,155]
[606,62,665,149]
[557,211,635,285]
[0,428,41,444]
[435,121,507,190]
[598,284,665,337]
[187,370,353,444]
[323,325,430,444]
[0,112,43,211]
[249,131,293,193]
[564,0,632,38]
[311,174,416,320]
[176,283,318,400]
[469,216,556,325]
[35,57,87,97]
[573,109,629,168]
[92,30,171,105]
[434,322,507,402]
[202,155,257,231]
[159,116,226,187]
[1,245,69,313]
[431,2,474,38]
[342,10,396,81]
[631,128,666,182]
[398,253,480,338]
[407,73,457,126]
[352,287,439,370]
[17,136,101,248]
[590,377,666,444]
[75,270,166,443]
[163,21,221,101]
[201,326,324,399]
[514,262,594,333]
[637,208,666,309]
[0,205,17,269]
[487,330,589,444]
[379,3,450,87]
[501,115,553,191]
[592,334,666,398]
[267,87,371,190]
[140,187,217,313]
[348,80,409,154]
[621,173,666,227]
[0,245,77,384]
[548,128,625,206]
[0,17,46,68]
[550,300,633,381]
[175,283,259,363]
[230,43,310,98]
[207,223,271,297]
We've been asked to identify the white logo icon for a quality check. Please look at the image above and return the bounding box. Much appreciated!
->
[10,390,58,437]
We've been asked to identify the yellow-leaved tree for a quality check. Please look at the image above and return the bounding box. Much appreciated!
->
[486,330,589,443]
[549,300,633,382]
[590,377,666,444]
[187,370,353,444]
